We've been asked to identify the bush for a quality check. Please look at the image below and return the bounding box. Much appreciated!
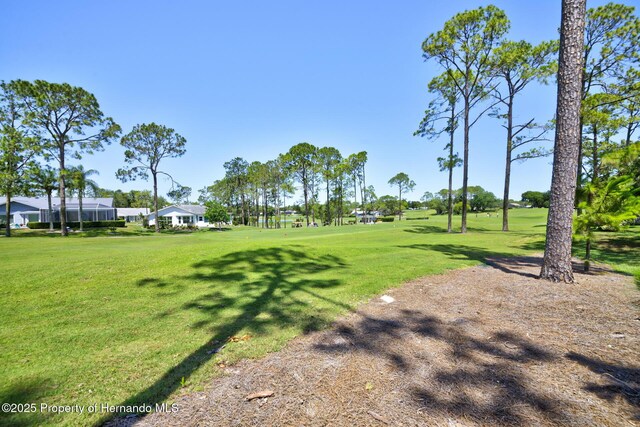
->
[379,216,395,222]
[27,220,126,229]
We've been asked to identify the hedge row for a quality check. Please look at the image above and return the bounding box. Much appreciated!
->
[379,216,395,222]
[28,220,126,229]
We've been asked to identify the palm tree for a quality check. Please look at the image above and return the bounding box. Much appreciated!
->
[68,165,99,232]
[31,165,58,231]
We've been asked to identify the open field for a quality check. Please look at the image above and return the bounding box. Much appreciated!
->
[0,209,637,426]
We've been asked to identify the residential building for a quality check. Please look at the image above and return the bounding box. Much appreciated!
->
[0,197,116,226]
[147,204,213,228]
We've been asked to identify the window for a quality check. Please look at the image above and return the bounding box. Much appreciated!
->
[158,217,172,227]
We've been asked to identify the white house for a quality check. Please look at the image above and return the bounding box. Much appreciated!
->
[0,197,116,226]
[147,204,212,228]
[117,207,150,223]
[350,209,381,223]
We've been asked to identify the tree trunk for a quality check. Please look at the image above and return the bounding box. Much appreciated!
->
[361,168,367,216]
[282,191,287,228]
[263,190,267,228]
[240,193,246,226]
[47,191,54,231]
[592,124,599,185]
[398,187,402,220]
[540,0,586,283]
[303,172,310,226]
[59,147,68,236]
[625,119,633,147]
[276,184,281,229]
[326,179,331,225]
[153,172,159,233]
[254,191,258,227]
[339,182,344,225]
[79,189,84,232]
[353,174,358,219]
[502,96,514,232]
[576,118,584,216]
[447,105,455,233]
[5,192,11,237]
[584,237,591,272]
[461,93,470,233]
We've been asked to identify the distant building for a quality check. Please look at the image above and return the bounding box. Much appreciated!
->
[147,204,213,228]
[117,207,151,223]
[351,209,381,217]
[508,202,531,209]
[0,197,116,226]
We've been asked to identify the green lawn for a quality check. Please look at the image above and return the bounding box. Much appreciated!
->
[0,209,636,426]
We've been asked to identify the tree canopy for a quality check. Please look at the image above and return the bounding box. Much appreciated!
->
[117,122,187,232]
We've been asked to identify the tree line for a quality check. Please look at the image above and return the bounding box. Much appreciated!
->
[197,145,370,228]
[0,80,187,235]
[416,2,639,238]
[415,1,639,282]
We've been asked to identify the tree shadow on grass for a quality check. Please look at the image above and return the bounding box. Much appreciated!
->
[399,243,616,279]
[314,309,566,425]
[102,247,348,426]
[566,352,640,420]
[4,228,154,238]
[404,225,448,234]
[573,232,640,272]
[0,379,54,427]
[398,244,543,279]
[403,224,498,234]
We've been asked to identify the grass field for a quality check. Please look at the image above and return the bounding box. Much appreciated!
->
[0,209,637,426]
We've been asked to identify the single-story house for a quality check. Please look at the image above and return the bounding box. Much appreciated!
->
[0,197,116,226]
[147,204,212,228]
[117,207,150,223]
[351,209,381,219]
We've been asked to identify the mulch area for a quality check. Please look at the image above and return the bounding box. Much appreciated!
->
[112,256,640,426]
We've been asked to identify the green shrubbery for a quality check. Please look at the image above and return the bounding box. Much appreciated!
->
[28,220,126,229]
[379,216,395,222]
[153,223,200,231]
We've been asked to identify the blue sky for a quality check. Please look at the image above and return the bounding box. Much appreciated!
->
[1,0,626,203]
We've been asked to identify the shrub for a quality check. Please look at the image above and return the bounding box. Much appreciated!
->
[379,216,395,222]
[27,220,126,229]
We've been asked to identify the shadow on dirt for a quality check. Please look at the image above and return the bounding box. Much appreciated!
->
[566,352,640,420]
[314,308,566,425]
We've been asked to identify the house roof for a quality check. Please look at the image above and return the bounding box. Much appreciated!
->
[147,204,207,219]
[0,197,114,210]
[117,208,151,216]
[61,203,115,210]
[175,204,206,215]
